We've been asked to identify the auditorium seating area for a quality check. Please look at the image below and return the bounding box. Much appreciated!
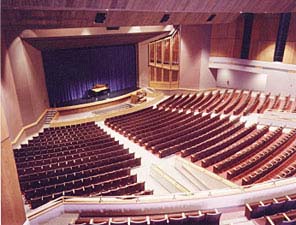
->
[14,122,147,209]
[69,209,222,225]
[105,89,296,186]
[156,89,296,115]
[245,194,296,225]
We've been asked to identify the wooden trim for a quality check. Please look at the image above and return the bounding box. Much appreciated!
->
[54,90,138,112]
[153,87,217,92]
[50,92,164,127]
[11,109,48,146]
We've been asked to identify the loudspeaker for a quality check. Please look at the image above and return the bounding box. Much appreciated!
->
[240,13,254,59]
[160,14,170,23]
[95,12,106,23]
[274,13,291,62]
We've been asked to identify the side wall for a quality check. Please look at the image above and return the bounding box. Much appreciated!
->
[210,13,296,63]
[138,25,216,90]
[1,102,26,225]
[180,25,215,89]
[283,13,296,64]
[1,31,49,141]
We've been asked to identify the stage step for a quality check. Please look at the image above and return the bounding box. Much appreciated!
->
[44,110,57,124]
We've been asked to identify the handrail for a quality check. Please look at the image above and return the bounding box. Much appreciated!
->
[27,176,296,221]
[50,92,164,127]
[11,109,48,146]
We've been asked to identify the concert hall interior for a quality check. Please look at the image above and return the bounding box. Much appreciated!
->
[1,1,296,225]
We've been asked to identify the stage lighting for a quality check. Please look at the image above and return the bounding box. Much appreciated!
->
[206,14,216,22]
[95,12,106,23]
[160,14,170,23]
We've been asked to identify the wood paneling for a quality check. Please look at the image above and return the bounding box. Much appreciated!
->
[1,104,26,225]
[210,16,243,58]
[2,0,294,30]
[23,31,167,50]
[2,0,295,13]
[249,14,280,62]
[283,13,296,64]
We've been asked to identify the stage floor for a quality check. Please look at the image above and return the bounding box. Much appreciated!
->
[54,87,138,107]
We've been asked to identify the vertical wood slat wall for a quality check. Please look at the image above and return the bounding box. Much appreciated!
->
[210,13,296,64]
[148,31,180,89]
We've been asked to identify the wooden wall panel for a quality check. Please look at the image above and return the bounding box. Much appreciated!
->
[249,14,280,62]
[1,104,26,225]
[283,13,296,64]
[210,16,243,58]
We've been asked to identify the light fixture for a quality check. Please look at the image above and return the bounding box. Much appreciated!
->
[206,14,216,22]
[95,12,106,23]
[160,14,170,23]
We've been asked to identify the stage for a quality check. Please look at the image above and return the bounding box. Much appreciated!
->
[54,87,138,107]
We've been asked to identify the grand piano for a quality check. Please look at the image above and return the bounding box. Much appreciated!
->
[87,84,110,98]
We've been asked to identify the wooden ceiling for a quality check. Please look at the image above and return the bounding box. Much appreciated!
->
[2,0,296,30]
[23,31,169,50]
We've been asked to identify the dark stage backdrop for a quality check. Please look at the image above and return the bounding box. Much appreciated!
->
[42,44,137,107]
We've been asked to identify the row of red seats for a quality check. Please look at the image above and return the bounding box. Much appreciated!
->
[242,144,296,185]
[19,156,140,182]
[275,161,296,179]
[16,139,120,168]
[266,209,296,225]
[15,134,111,155]
[191,124,257,162]
[181,121,245,158]
[242,92,260,115]
[71,209,221,225]
[257,93,271,114]
[31,180,146,209]
[214,90,236,114]
[213,128,283,173]
[227,129,296,180]
[15,137,118,161]
[223,90,244,114]
[139,113,208,148]
[233,90,252,115]
[201,126,269,167]
[149,114,221,154]
[18,151,135,176]
[14,122,145,209]
[21,132,107,149]
[29,129,104,144]
[205,90,229,113]
[21,167,131,191]
[16,144,126,169]
[245,193,296,219]
[155,90,295,115]
[158,116,236,158]
[25,173,137,199]
[130,112,191,141]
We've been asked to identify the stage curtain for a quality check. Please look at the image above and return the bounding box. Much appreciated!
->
[42,44,137,106]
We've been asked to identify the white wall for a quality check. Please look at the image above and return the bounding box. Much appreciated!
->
[138,42,149,88]
[211,57,296,96]
[216,69,267,91]
[180,25,216,89]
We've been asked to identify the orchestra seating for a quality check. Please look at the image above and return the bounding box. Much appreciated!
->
[245,194,296,225]
[14,122,146,209]
[105,89,296,185]
[69,209,222,225]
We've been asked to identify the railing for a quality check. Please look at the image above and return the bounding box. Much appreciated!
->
[27,176,296,221]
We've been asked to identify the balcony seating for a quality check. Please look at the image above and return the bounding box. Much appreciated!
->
[245,194,296,219]
[266,210,296,225]
[71,209,221,225]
